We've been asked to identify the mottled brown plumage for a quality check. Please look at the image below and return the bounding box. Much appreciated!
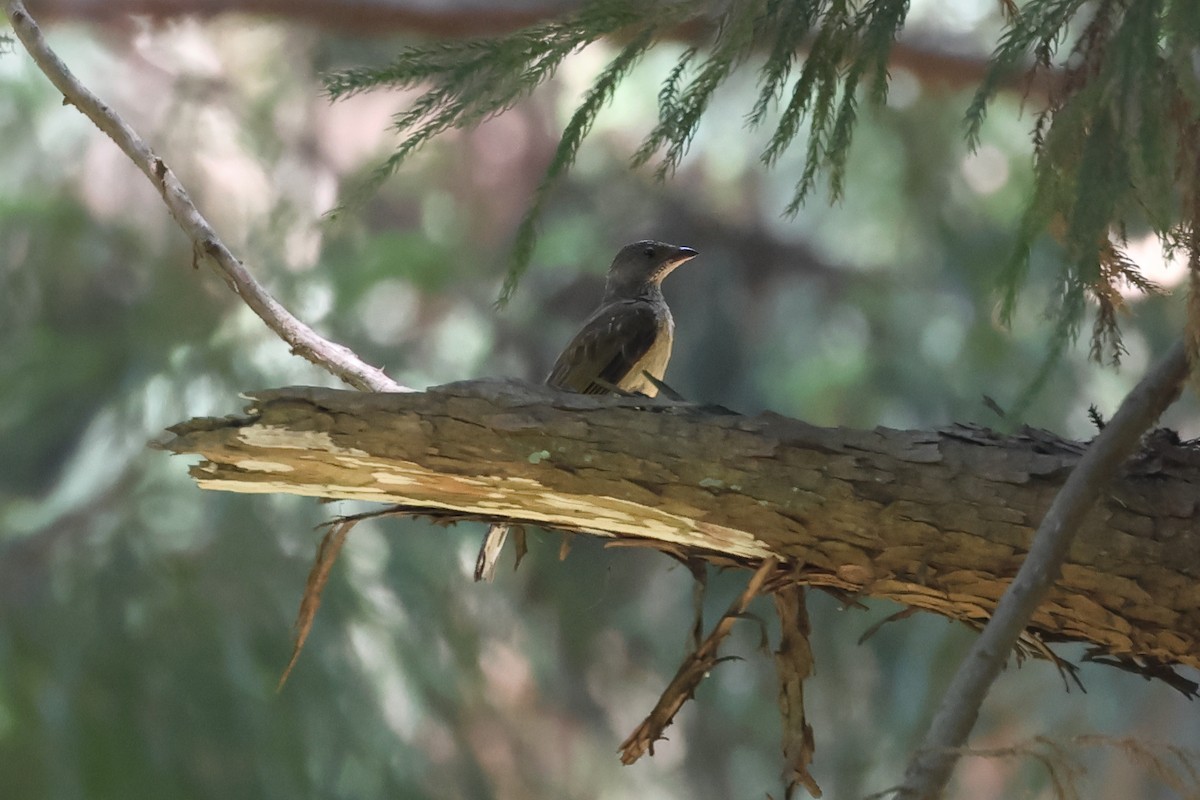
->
[546,240,697,395]
[474,240,698,581]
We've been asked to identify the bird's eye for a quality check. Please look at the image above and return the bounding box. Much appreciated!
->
[643,246,656,258]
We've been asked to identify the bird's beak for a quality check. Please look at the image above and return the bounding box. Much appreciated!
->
[672,246,699,266]
[660,246,699,276]
[650,245,699,283]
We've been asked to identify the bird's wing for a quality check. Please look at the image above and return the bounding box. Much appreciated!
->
[546,300,662,394]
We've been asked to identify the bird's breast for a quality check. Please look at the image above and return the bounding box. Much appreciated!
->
[617,306,673,395]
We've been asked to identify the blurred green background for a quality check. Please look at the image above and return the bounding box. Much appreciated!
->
[2,3,1198,799]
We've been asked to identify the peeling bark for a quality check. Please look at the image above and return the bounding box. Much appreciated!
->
[774,585,821,799]
[162,379,1200,669]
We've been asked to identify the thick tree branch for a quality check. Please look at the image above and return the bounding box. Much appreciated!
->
[895,338,1194,800]
[161,379,1200,676]
[5,1,406,393]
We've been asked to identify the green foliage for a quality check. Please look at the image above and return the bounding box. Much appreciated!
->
[329,0,1200,371]
[970,0,1200,366]
[631,0,765,178]
[324,0,664,198]
[503,26,658,305]
[324,0,911,296]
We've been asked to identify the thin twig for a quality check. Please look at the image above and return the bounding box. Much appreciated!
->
[4,2,406,393]
[895,338,1192,799]
[618,558,778,765]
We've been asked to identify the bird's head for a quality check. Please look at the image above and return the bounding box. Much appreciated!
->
[604,240,699,299]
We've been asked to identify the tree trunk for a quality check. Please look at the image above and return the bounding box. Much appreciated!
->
[162,379,1200,670]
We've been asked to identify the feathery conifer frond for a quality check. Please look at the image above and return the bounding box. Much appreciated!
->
[1088,239,1167,364]
[824,0,908,201]
[501,26,659,305]
[327,0,911,291]
[331,0,1200,363]
[644,45,698,156]
[631,0,767,178]
[747,0,820,128]
[324,0,658,192]
[1006,274,1086,423]
[972,0,1200,368]
[964,0,1091,148]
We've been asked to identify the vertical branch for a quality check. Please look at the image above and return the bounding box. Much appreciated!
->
[894,337,1192,799]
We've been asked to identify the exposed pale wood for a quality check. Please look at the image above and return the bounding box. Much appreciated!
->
[162,379,1200,668]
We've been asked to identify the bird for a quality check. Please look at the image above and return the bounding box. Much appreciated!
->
[474,240,699,581]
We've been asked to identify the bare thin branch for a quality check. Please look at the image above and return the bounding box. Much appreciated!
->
[619,558,778,765]
[895,337,1193,800]
[4,1,406,393]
